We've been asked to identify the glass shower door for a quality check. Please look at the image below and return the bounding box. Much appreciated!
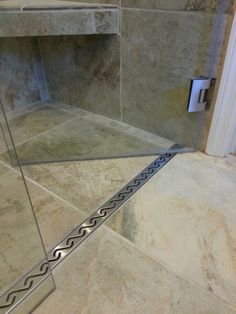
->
[0,0,230,165]
[0,102,55,314]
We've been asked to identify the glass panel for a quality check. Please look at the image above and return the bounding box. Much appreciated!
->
[0,0,229,165]
[0,102,55,313]
[0,1,231,311]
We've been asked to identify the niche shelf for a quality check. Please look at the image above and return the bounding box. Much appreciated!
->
[0,0,119,37]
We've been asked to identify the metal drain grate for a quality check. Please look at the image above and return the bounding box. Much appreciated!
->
[0,151,177,313]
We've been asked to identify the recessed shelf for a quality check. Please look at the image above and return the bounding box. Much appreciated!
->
[0,0,119,37]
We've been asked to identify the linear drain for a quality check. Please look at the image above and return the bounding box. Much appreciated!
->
[0,151,177,313]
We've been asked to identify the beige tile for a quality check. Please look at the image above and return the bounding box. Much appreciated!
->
[11,276,55,314]
[107,152,236,306]
[0,104,73,154]
[0,161,9,176]
[0,1,119,37]
[0,170,46,293]
[23,156,155,217]
[0,37,41,112]
[121,9,227,148]
[7,114,165,163]
[39,33,120,119]
[33,227,235,314]
[70,0,119,4]
[27,182,85,250]
[0,0,118,10]
[0,166,83,294]
[0,129,8,154]
[68,105,174,148]
[122,0,233,13]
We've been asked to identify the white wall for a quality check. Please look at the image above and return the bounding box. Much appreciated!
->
[206,13,236,157]
[231,126,236,154]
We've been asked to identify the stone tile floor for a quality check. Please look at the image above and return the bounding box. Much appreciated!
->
[0,160,82,294]
[34,227,236,314]
[0,101,174,164]
[28,152,236,313]
[1,152,235,313]
[0,102,235,313]
[0,155,152,296]
[0,101,172,300]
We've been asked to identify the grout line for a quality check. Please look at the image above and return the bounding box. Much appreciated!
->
[0,151,177,312]
[11,114,77,150]
[0,102,75,155]
[0,159,85,218]
[104,226,236,311]
[43,151,178,270]
[24,174,86,218]
[2,101,45,121]
[47,102,77,114]
[47,102,174,148]
[33,38,49,102]
[0,103,45,155]
[22,156,156,227]
[121,7,221,15]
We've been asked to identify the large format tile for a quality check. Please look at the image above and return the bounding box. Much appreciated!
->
[0,160,9,176]
[49,101,174,148]
[40,34,120,119]
[108,152,236,306]
[122,0,233,13]
[27,182,84,250]
[0,163,83,294]
[0,104,73,153]
[0,6,119,37]
[34,227,235,314]
[0,37,41,112]
[65,0,120,4]
[7,114,165,163]
[121,9,226,148]
[0,170,46,293]
[23,156,154,216]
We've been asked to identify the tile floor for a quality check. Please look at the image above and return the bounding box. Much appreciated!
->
[0,101,175,164]
[107,153,236,307]
[0,102,235,313]
[0,156,154,297]
[0,160,81,295]
[1,151,234,313]
[34,227,235,314]
[30,152,235,313]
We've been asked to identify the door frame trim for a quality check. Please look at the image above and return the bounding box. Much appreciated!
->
[206,12,236,157]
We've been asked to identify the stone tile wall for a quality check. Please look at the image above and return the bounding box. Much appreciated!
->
[122,0,233,13]
[39,34,121,120]
[120,0,232,147]
[0,0,232,149]
[0,38,42,112]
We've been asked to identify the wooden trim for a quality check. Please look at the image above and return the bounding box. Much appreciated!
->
[206,13,236,157]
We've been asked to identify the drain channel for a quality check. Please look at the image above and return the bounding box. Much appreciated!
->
[0,151,177,313]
